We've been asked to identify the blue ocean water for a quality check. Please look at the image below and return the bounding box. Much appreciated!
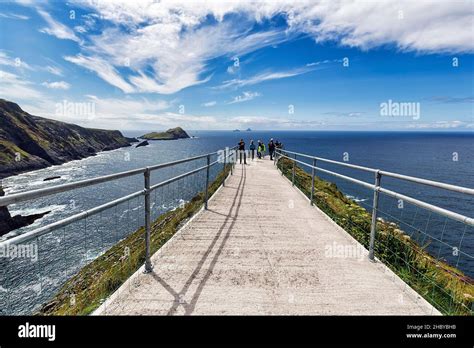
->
[1,131,472,314]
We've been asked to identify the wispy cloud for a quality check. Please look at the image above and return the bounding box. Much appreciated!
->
[219,67,315,89]
[427,96,474,104]
[45,65,63,76]
[41,81,70,90]
[0,70,44,100]
[56,0,473,96]
[202,101,217,107]
[0,12,29,20]
[0,51,32,70]
[37,9,80,43]
[64,54,135,93]
[306,59,342,67]
[323,111,364,117]
[405,120,473,129]
[227,91,261,104]
[229,115,326,129]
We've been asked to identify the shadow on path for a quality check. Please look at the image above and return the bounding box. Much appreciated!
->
[150,164,246,315]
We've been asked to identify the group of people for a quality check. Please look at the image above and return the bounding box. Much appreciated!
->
[237,138,283,164]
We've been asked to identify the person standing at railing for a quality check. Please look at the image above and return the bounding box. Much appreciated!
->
[238,139,247,164]
[249,140,256,160]
[268,138,275,161]
[257,141,265,159]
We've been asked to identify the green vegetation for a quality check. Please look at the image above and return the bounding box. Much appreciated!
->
[277,158,473,315]
[38,164,232,315]
[0,140,30,162]
[141,127,190,140]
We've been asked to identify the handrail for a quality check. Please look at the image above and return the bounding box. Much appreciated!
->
[0,146,238,250]
[0,150,224,208]
[278,149,474,195]
[275,148,474,262]
[276,151,473,226]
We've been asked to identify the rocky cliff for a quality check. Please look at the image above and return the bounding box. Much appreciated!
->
[0,99,135,179]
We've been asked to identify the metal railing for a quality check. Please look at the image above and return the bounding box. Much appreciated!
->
[0,146,237,314]
[275,148,474,259]
[275,148,473,314]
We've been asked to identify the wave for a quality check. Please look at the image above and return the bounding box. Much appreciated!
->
[9,204,67,218]
[346,195,369,203]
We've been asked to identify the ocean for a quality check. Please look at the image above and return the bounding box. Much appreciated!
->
[1,131,473,314]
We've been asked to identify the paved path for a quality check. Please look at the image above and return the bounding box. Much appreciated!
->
[94,158,439,315]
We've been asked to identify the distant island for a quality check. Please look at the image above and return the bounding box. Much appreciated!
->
[141,127,190,140]
[0,99,137,180]
[246,128,252,131]
[233,129,240,132]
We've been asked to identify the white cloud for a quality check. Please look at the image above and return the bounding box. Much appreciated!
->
[220,67,315,89]
[294,0,474,54]
[227,91,261,104]
[229,115,326,129]
[60,0,472,95]
[324,111,364,117]
[0,51,32,70]
[202,101,217,107]
[37,9,80,42]
[45,65,63,76]
[227,65,238,74]
[0,70,44,100]
[0,12,29,20]
[64,54,135,93]
[42,81,70,90]
[81,21,287,94]
[405,120,473,129]
[306,59,341,67]
[78,96,214,130]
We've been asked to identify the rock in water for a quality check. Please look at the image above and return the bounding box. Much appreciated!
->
[43,176,61,182]
[136,140,150,148]
[140,127,190,140]
[0,186,50,236]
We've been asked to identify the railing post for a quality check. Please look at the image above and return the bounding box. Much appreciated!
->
[292,154,296,186]
[223,148,227,187]
[230,149,234,175]
[280,151,284,175]
[205,154,210,209]
[310,158,316,205]
[369,170,382,261]
[143,167,153,273]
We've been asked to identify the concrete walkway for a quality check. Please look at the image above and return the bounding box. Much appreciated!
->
[94,158,439,315]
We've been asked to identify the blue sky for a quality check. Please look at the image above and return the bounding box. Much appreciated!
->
[0,0,473,131]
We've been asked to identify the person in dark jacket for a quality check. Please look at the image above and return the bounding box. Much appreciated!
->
[238,139,247,164]
[268,138,275,161]
[249,140,256,160]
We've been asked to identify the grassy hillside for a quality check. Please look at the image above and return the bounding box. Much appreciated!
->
[0,99,133,179]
